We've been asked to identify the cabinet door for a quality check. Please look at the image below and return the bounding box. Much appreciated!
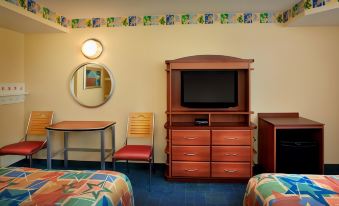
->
[212,130,251,145]
[212,146,250,162]
[172,146,210,161]
[172,161,210,177]
[211,162,251,178]
[172,130,210,145]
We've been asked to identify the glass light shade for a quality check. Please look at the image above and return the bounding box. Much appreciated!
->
[81,39,103,59]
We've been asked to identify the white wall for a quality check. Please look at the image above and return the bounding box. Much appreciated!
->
[0,28,25,167]
[23,24,339,163]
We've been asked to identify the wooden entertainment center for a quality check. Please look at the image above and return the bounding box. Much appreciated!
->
[165,55,255,181]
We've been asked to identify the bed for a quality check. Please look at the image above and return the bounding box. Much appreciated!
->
[244,173,339,206]
[0,167,134,206]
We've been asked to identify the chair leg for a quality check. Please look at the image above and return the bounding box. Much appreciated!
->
[126,160,129,173]
[149,159,152,192]
[152,154,155,174]
[112,159,116,171]
[29,155,32,168]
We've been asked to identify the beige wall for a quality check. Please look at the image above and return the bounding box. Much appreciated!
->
[24,24,339,164]
[0,28,25,167]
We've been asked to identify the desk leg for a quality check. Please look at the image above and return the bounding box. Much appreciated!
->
[111,125,115,170]
[64,132,69,168]
[100,130,105,170]
[111,125,115,154]
[47,130,52,169]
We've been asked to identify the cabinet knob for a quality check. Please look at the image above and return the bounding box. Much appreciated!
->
[224,169,238,173]
[184,153,196,156]
[184,137,197,140]
[224,153,238,156]
[225,137,238,140]
[185,169,198,172]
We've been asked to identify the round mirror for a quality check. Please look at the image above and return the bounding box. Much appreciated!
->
[70,63,114,107]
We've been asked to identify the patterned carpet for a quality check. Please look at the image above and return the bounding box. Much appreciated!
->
[11,159,247,206]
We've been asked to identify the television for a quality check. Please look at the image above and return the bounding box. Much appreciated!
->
[181,70,238,108]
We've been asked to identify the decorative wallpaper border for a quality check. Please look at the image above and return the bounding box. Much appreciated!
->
[3,0,339,29]
[70,0,339,28]
[71,13,282,28]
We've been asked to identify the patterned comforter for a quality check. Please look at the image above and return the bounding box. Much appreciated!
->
[244,173,339,206]
[0,167,134,206]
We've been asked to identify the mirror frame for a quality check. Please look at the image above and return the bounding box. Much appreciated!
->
[69,62,115,108]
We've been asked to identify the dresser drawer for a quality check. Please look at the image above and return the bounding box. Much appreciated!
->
[172,162,210,177]
[212,130,251,145]
[212,146,250,162]
[172,146,210,161]
[211,162,251,178]
[172,130,210,145]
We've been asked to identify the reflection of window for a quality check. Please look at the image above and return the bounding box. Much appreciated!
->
[84,67,102,89]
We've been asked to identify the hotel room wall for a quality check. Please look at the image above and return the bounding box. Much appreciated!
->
[0,28,25,167]
[24,25,339,164]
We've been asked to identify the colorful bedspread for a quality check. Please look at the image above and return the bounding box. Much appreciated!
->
[244,173,339,206]
[0,167,134,206]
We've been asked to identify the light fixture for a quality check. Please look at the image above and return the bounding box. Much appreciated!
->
[81,39,103,59]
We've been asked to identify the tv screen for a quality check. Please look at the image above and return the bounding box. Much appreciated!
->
[181,70,238,108]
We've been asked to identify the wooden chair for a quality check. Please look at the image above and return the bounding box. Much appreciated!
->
[0,111,54,167]
[112,112,154,191]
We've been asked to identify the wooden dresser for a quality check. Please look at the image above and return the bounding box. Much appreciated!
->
[165,55,255,181]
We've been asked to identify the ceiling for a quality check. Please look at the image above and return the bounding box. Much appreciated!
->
[288,6,339,27]
[0,0,68,33]
[36,0,301,18]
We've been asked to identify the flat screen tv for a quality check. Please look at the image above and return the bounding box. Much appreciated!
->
[181,70,238,108]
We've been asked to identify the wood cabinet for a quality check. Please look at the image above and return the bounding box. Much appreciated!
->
[212,146,251,162]
[172,146,210,161]
[172,130,210,145]
[258,113,324,174]
[165,55,255,181]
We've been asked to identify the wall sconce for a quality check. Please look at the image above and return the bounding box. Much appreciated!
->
[81,39,103,59]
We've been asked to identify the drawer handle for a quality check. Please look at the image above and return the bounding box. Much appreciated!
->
[184,153,196,156]
[224,169,238,173]
[225,137,238,140]
[185,169,198,172]
[224,153,238,156]
[184,137,197,140]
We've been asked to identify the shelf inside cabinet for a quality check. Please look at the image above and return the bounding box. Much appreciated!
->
[166,111,254,115]
[167,121,256,129]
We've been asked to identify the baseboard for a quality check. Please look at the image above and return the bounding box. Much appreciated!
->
[324,164,339,175]
[10,158,166,171]
[254,164,339,175]
[9,160,339,175]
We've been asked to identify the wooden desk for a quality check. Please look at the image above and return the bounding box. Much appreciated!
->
[258,113,324,174]
[46,121,116,170]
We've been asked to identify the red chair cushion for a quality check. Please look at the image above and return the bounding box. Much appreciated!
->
[0,141,45,156]
[113,145,152,161]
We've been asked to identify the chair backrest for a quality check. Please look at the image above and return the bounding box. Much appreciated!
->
[126,112,154,142]
[26,111,54,137]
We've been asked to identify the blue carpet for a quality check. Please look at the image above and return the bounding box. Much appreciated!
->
[11,159,246,206]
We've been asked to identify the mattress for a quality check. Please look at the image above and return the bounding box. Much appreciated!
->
[0,167,134,206]
[244,173,339,206]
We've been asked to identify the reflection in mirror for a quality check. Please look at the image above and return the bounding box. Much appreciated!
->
[70,63,114,107]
